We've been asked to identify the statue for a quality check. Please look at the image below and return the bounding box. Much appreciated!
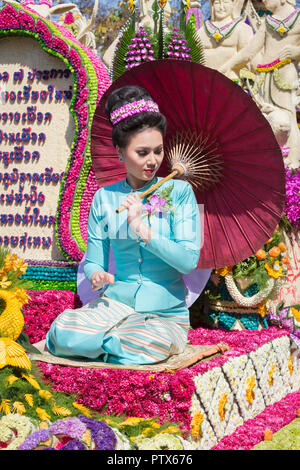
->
[103,0,171,69]
[195,0,255,80]
[220,0,300,169]
[139,0,172,29]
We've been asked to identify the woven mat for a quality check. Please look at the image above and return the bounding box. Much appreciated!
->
[29,342,229,372]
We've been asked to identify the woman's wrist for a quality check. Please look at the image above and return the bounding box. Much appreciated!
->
[131,220,152,244]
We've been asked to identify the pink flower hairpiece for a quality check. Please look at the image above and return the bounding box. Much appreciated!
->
[110,99,159,125]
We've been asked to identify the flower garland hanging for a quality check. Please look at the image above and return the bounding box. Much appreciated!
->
[0,2,110,262]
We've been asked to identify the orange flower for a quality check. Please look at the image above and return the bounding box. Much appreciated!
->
[268,246,281,258]
[215,266,233,277]
[281,256,290,265]
[278,242,287,252]
[256,249,266,260]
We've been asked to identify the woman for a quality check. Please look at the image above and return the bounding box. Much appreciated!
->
[46,85,201,365]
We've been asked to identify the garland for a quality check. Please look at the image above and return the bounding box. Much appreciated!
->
[224,274,275,308]
[204,17,243,42]
[265,9,300,36]
[0,3,110,262]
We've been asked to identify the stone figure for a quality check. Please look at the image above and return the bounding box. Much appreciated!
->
[139,0,172,28]
[195,0,255,80]
[220,0,300,169]
[103,0,171,69]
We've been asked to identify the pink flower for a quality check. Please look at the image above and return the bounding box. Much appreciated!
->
[143,194,166,214]
[64,12,75,25]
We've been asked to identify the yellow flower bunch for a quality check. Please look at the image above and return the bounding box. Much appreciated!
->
[215,266,233,277]
[218,393,228,421]
[191,411,204,440]
[245,376,256,404]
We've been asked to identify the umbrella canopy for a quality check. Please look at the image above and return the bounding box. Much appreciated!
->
[91,59,286,269]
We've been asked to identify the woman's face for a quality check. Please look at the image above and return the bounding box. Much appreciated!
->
[117,127,164,189]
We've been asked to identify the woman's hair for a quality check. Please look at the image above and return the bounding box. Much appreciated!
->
[105,85,167,148]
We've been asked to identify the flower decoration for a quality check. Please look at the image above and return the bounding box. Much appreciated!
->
[283,167,300,229]
[143,194,167,215]
[134,433,196,450]
[143,183,174,222]
[128,0,136,12]
[264,260,284,279]
[125,27,155,70]
[268,303,300,348]
[166,28,191,60]
[278,26,286,35]
[0,413,38,450]
[64,12,75,25]
[213,32,221,41]
[0,3,110,261]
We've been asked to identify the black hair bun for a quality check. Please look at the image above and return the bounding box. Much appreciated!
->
[105,85,153,122]
[105,85,167,149]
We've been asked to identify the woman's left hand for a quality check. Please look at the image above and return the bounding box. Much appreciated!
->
[122,192,144,230]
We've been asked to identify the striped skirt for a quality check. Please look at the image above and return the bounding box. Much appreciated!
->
[46,295,190,365]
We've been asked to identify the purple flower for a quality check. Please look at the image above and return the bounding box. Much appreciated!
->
[18,429,50,450]
[49,417,86,439]
[60,440,86,450]
[143,194,166,214]
[78,415,117,450]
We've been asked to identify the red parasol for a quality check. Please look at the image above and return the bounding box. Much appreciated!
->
[91,59,286,269]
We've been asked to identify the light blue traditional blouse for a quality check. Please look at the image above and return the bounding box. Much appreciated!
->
[84,176,201,313]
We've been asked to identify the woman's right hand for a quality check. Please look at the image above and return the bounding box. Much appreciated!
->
[90,271,115,291]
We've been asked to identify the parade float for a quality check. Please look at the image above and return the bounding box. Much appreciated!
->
[0,0,299,451]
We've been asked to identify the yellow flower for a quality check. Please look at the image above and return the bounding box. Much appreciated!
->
[218,393,228,421]
[191,411,204,440]
[12,288,30,306]
[12,401,26,415]
[142,427,155,437]
[21,373,41,390]
[128,0,135,12]
[160,425,179,434]
[0,276,12,289]
[72,402,92,417]
[264,261,283,279]
[0,399,11,414]
[245,376,256,404]
[36,407,51,421]
[268,365,275,387]
[82,429,92,448]
[278,26,286,34]
[214,32,221,41]
[39,390,53,401]
[24,394,34,407]
[52,405,72,417]
[258,301,268,317]
[4,374,19,386]
[121,417,145,426]
[215,266,232,277]
[291,307,300,322]
[288,355,293,375]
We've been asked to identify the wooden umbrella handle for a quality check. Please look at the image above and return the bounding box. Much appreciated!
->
[116,167,181,214]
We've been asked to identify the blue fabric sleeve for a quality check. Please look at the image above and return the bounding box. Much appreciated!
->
[139,183,201,274]
[84,190,110,281]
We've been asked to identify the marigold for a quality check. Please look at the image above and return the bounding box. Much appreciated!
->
[245,376,256,404]
[215,266,233,277]
[291,307,300,322]
[264,261,283,279]
[218,393,228,421]
[191,411,204,440]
